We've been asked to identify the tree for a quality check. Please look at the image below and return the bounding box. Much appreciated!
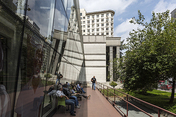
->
[122,10,176,103]
[111,40,126,81]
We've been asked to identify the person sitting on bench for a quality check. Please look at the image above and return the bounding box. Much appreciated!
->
[71,85,90,99]
[48,84,76,116]
[76,83,86,93]
[62,84,80,109]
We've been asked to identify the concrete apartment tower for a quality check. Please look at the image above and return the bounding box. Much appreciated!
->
[80,9,121,82]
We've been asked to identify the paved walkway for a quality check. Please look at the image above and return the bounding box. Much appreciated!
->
[53,88,122,117]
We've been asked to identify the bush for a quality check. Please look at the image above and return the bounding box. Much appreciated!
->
[109,81,117,88]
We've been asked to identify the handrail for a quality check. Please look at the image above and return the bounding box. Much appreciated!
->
[99,83,127,116]
[96,82,176,117]
[107,89,153,117]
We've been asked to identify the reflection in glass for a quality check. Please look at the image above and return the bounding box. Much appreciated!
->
[0,84,11,117]
[54,0,68,32]
[0,0,85,116]
[27,0,55,41]
[0,40,3,72]
[15,35,44,117]
[0,40,11,117]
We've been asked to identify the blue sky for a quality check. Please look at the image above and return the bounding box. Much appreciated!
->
[80,0,176,43]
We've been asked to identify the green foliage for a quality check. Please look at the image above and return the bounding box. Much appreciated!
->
[109,81,117,88]
[120,10,176,102]
[102,89,176,113]
[44,73,52,79]
[128,90,176,113]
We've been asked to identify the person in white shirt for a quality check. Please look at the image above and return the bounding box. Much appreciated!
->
[48,84,76,116]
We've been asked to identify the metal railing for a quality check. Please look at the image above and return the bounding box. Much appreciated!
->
[96,82,176,117]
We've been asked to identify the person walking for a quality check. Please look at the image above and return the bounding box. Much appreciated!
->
[91,76,96,90]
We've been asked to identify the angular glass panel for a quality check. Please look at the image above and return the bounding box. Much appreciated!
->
[13,0,56,116]
[14,32,47,117]
[0,1,25,116]
[54,0,68,32]
[27,0,55,43]
[1,0,26,19]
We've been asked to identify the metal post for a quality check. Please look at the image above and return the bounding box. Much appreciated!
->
[114,88,115,103]
[96,83,99,90]
[107,87,108,99]
[101,84,102,92]
[127,95,128,116]
[97,83,99,90]
[101,83,103,93]
[158,109,160,117]
[103,85,104,95]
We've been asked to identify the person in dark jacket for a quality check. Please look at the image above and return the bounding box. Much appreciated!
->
[56,72,63,84]
[62,84,80,108]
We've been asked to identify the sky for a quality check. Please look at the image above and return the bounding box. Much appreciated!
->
[79,0,176,43]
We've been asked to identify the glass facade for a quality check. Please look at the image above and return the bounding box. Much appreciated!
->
[0,0,85,117]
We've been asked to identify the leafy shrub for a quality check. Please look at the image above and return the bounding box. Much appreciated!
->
[109,81,117,88]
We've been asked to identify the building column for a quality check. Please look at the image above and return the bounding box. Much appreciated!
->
[109,46,113,81]
[116,47,120,59]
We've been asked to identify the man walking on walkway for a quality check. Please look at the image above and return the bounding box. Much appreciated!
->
[91,76,96,90]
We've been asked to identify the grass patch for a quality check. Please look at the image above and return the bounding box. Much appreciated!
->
[101,88,176,113]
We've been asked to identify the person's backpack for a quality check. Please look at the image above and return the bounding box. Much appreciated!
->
[63,88,71,98]
[60,74,63,78]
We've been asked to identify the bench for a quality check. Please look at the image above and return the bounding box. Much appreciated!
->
[57,97,66,113]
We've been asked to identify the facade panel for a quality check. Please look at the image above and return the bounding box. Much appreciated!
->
[85,67,106,82]
[84,44,106,54]
[85,61,106,66]
[85,55,106,59]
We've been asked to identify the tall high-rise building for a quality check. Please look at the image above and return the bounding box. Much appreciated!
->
[80,9,121,82]
[80,9,114,37]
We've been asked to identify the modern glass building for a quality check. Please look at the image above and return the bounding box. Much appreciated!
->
[0,0,85,117]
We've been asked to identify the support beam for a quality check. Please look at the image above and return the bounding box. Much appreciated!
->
[109,46,113,81]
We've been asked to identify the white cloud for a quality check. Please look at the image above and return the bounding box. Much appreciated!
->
[153,0,176,13]
[114,19,143,43]
[139,0,152,4]
[79,0,137,15]
[117,18,124,21]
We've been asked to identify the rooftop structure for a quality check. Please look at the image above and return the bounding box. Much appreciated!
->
[80,9,115,37]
